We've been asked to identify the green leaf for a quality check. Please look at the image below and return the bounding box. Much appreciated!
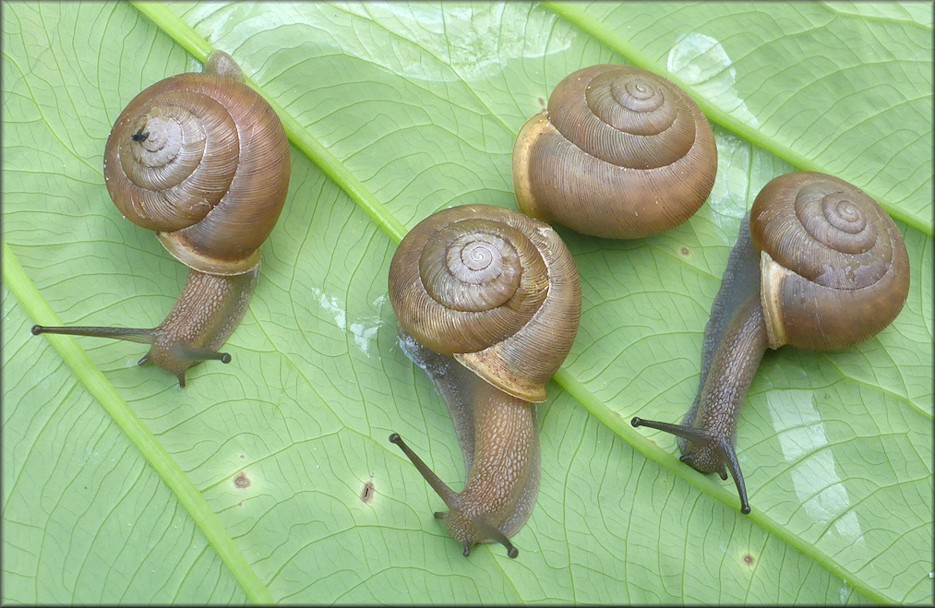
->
[3,2,931,604]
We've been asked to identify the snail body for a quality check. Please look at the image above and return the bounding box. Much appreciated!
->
[391,334,539,556]
[388,204,581,558]
[632,172,910,513]
[32,51,291,386]
[512,64,717,239]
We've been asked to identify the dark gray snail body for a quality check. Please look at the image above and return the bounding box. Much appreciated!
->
[632,172,910,513]
[388,204,581,558]
[32,51,291,386]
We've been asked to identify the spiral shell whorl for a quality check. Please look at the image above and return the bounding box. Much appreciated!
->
[548,65,694,168]
[751,172,910,350]
[389,205,581,402]
[103,53,290,275]
[512,64,717,239]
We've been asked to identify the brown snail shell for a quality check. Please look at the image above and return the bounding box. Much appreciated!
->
[103,51,290,275]
[388,204,581,403]
[752,172,910,350]
[513,64,717,239]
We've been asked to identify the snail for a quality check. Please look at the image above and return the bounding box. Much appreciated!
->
[512,64,717,239]
[31,51,291,387]
[631,172,910,513]
[387,204,581,558]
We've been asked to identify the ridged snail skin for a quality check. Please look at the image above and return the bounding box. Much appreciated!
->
[513,64,717,239]
[32,51,291,386]
[632,172,910,514]
[387,204,581,558]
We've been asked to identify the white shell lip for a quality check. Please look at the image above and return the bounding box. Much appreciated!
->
[157,232,261,276]
[759,250,787,350]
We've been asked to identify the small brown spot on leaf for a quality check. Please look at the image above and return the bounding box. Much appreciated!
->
[239,453,246,459]
[743,553,755,566]
[680,246,690,256]
[238,501,244,508]
[360,481,375,504]
[538,96,546,109]
[234,472,251,488]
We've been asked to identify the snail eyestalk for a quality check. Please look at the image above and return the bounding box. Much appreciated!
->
[31,269,255,387]
[389,433,519,558]
[631,417,751,514]
[389,432,459,510]
[32,324,154,344]
[168,345,232,364]
[33,323,233,389]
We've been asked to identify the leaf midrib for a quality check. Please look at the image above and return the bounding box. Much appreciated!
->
[1,242,273,605]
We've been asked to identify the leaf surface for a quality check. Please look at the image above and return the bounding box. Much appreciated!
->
[3,2,931,604]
